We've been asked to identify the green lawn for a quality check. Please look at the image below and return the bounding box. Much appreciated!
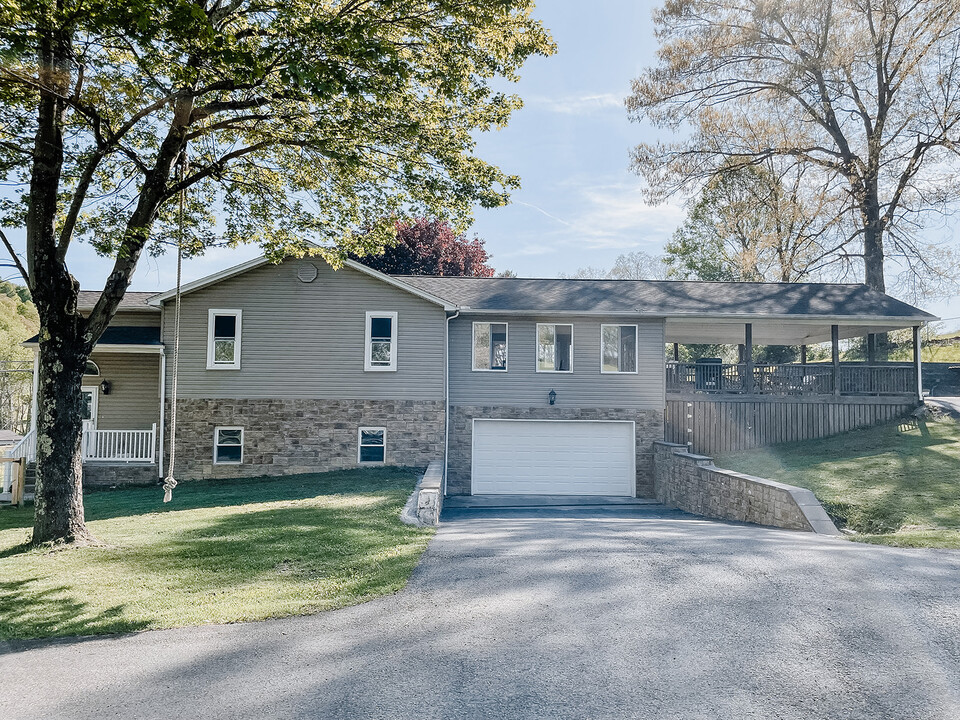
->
[717,418,960,548]
[0,467,433,641]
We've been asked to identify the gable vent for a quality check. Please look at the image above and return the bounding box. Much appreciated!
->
[297,263,318,283]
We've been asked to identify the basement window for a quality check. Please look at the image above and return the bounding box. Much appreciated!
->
[214,427,244,464]
[473,322,508,371]
[358,427,386,463]
[207,309,242,370]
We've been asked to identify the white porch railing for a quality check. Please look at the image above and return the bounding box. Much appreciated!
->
[2,429,35,497]
[83,424,157,463]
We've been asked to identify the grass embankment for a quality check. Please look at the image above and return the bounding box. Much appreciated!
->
[718,418,960,548]
[0,468,432,641]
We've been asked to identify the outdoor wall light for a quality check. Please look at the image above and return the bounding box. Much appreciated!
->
[100,379,112,395]
[548,389,557,405]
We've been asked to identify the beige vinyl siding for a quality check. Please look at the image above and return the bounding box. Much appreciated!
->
[102,310,160,327]
[84,352,161,430]
[450,315,665,409]
[161,260,446,400]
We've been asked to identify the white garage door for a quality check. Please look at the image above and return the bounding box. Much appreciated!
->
[471,419,635,496]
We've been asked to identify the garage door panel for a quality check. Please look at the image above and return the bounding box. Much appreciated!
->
[471,420,635,496]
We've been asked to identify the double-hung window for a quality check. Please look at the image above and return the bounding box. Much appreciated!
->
[536,323,573,372]
[365,312,398,371]
[358,427,386,463]
[472,322,508,371]
[601,325,638,373]
[207,309,242,370]
[214,427,244,464]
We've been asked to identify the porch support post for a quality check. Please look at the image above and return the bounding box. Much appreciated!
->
[673,343,679,361]
[744,323,754,394]
[867,333,876,393]
[831,324,840,395]
[29,350,39,435]
[913,325,923,402]
[800,345,807,365]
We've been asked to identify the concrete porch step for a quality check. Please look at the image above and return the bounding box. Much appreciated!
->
[444,494,660,510]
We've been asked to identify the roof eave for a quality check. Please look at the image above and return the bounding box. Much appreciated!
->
[454,308,938,323]
[146,254,456,310]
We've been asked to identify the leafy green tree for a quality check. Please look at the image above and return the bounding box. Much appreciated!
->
[665,164,847,283]
[628,0,960,296]
[0,0,553,544]
[0,282,38,434]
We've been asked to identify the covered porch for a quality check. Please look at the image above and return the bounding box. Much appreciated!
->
[663,314,931,455]
[3,326,165,501]
[665,317,925,400]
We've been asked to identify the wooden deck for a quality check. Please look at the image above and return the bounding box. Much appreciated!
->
[665,394,918,455]
[666,361,918,397]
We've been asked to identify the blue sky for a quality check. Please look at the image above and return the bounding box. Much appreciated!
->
[4,1,959,328]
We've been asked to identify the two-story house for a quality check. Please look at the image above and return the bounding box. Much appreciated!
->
[8,254,935,499]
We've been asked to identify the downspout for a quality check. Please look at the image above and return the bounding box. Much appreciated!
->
[158,350,166,478]
[443,309,460,497]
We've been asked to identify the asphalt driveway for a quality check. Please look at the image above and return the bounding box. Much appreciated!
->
[3,505,960,720]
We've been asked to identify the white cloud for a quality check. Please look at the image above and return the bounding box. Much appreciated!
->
[526,93,624,116]
[510,182,685,252]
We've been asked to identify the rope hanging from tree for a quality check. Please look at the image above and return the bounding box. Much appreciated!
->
[162,151,187,503]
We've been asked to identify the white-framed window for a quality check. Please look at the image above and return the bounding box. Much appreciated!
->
[214,426,244,464]
[365,312,398,372]
[84,360,100,376]
[536,323,573,373]
[358,427,386,463]
[207,309,242,370]
[472,322,508,371]
[601,324,639,374]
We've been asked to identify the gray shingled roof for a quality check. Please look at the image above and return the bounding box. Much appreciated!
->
[25,326,161,346]
[77,291,159,311]
[395,276,935,320]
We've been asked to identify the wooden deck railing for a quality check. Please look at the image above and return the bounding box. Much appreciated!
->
[666,362,917,396]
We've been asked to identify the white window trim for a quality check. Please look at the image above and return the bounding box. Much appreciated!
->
[364,311,398,372]
[357,426,387,463]
[471,321,509,372]
[600,324,640,375]
[535,323,574,374]
[213,426,244,465]
[206,309,242,370]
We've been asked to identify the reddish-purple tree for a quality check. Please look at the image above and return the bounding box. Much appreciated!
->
[358,218,495,276]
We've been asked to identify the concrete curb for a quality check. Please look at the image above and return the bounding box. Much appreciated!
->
[400,459,444,527]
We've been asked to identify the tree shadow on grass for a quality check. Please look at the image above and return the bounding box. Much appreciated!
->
[82,466,422,523]
[0,578,150,641]
[96,497,431,601]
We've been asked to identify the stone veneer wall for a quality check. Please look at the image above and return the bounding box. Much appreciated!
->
[83,463,159,487]
[447,405,665,496]
[653,441,839,534]
[167,398,444,480]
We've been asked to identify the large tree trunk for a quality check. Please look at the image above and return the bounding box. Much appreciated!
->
[861,180,886,294]
[32,336,91,544]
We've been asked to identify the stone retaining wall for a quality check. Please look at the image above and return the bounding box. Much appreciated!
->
[653,441,839,534]
[83,463,159,487]
[167,398,444,480]
[448,406,664,496]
